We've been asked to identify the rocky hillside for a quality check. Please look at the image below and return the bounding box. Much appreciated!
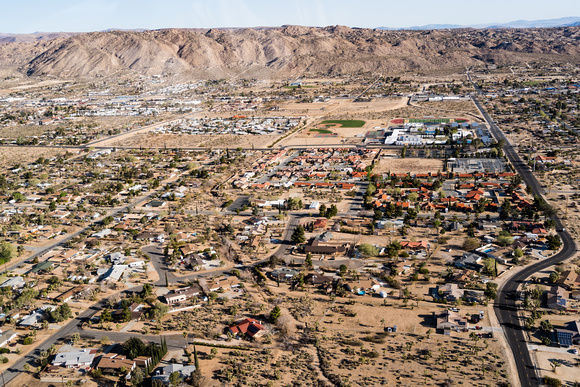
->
[0,26,579,78]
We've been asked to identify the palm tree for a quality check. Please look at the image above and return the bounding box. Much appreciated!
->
[380,318,385,329]
[183,331,188,348]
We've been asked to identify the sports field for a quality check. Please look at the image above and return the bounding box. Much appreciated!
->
[320,119,366,128]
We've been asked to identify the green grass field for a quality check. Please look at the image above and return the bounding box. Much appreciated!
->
[309,128,333,134]
[320,120,366,128]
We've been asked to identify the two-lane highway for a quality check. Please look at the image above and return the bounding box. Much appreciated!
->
[471,91,577,387]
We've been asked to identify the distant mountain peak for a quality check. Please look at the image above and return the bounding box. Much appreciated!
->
[377,16,580,30]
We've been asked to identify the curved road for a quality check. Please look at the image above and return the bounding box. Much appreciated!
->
[471,90,577,387]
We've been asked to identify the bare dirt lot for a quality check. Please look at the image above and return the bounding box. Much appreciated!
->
[107,132,280,149]
[374,157,444,175]
[0,146,73,168]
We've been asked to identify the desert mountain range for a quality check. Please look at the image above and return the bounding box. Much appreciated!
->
[1,26,579,79]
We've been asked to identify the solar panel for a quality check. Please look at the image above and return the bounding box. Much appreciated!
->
[557,331,573,347]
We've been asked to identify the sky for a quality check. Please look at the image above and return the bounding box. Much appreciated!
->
[2,0,580,34]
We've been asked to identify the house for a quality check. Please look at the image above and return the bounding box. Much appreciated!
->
[455,253,484,272]
[435,283,464,302]
[342,278,380,294]
[0,330,17,347]
[26,261,54,275]
[228,318,264,338]
[556,320,580,347]
[136,232,165,242]
[557,271,580,290]
[434,310,469,333]
[206,276,240,292]
[106,252,127,265]
[304,234,350,256]
[96,354,135,374]
[163,285,202,305]
[55,285,87,303]
[146,200,166,208]
[99,265,128,283]
[399,240,429,251]
[270,268,299,282]
[305,273,333,286]
[547,286,568,310]
[0,276,25,289]
[152,363,197,384]
[19,310,45,328]
[52,348,97,368]
[312,219,328,229]
[113,303,145,322]
[91,229,112,239]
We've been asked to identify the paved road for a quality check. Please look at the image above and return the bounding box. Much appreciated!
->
[470,82,577,387]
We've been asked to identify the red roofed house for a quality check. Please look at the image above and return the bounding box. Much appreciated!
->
[228,318,264,338]
[312,219,328,229]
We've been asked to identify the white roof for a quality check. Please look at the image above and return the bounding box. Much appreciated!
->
[52,348,96,366]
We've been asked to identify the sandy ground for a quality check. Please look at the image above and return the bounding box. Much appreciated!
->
[0,146,73,168]
[107,132,280,149]
[374,157,444,175]
[415,100,483,117]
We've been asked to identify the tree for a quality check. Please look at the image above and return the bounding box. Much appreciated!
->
[549,271,560,284]
[543,376,562,387]
[462,238,480,251]
[49,201,57,211]
[0,242,15,265]
[496,235,514,247]
[549,360,561,374]
[500,199,511,220]
[304,253,313,269]
[71,333,80,345]
[546,234,562,250]
[358,243,379,257]
[291,225,306,244]
[269,306,281,323]
[149,302,169,320]
[123,337,146,359]
[339,264,347,274]
[318,204,327,218]
[131,366,144,386]
[540,320,553,332]
[100,309,113,323]
[514,248,524,258]
[122,307,132,323]
[484,282,498,300]
[169,371,182,386]
[482,257,497,277]
[193,344,200,369]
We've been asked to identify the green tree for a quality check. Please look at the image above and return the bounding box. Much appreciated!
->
[304,253,313,268]
[358,243,379,257]
[546,234,562,250]
[269,306,281,323]
[514,248,524,258]
[169,371,182,386]
[462,238,480,251]
[131,366,144,386]
[318,204,327,218]
[123,337,146,359]
[0,242,15,265]
[542,376,562,387]
[100,309,113,323]
[549,271,560,284]
[484,282,498,300]
[291,225,306,244]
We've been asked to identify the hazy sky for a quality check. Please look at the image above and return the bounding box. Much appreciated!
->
[2,0,580,34]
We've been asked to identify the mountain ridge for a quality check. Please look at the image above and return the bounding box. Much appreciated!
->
[0,25,579,79]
